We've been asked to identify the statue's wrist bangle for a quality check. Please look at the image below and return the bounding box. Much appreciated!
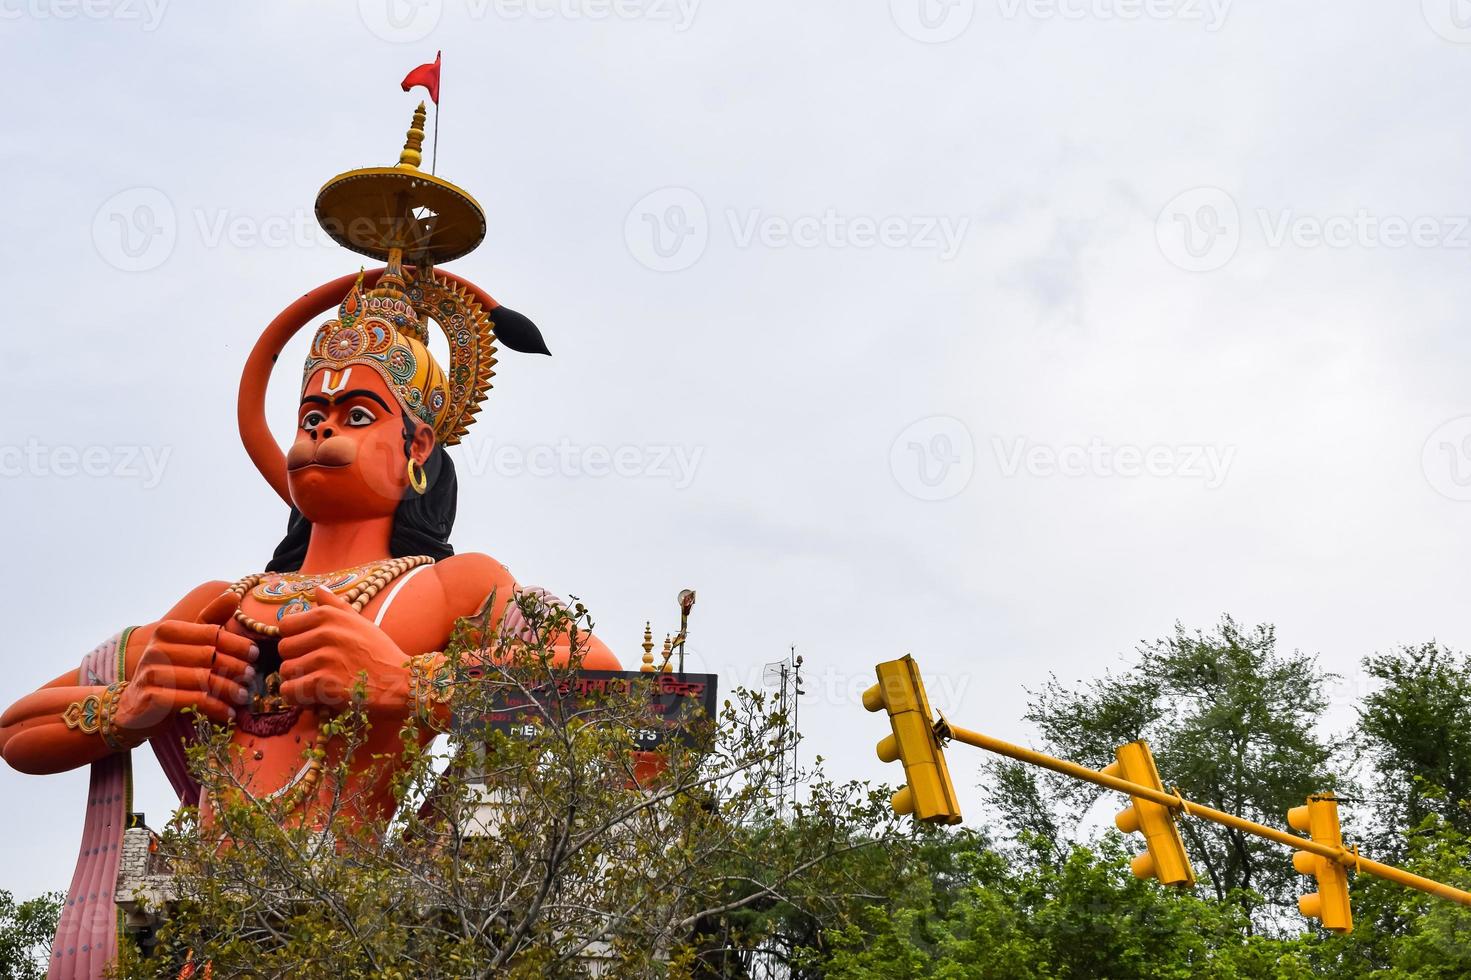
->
[99,682,140,751]
[407,652,452,733]
[62,681,140,752]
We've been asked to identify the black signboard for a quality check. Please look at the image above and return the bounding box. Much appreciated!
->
[453,670,719,750]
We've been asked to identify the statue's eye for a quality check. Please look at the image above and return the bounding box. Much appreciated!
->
[301,411,327,431]
[347,406,377,427]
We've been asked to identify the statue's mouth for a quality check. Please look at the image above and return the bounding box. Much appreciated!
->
[287,459,352,472]
[285,435,358,471]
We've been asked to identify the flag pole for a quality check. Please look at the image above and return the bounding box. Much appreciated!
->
[432,50,440,175]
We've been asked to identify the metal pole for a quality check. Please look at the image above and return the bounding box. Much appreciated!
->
[791,649,800,814]
[942,720,1471,908]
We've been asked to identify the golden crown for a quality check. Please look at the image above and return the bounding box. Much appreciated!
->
[306,105,498,446]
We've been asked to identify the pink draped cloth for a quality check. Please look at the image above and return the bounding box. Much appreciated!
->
[49,630,200,980]
[49,631,130,980]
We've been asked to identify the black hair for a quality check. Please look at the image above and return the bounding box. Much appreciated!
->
[265,412,457,572]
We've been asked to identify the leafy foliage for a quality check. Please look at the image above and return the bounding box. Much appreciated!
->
[25,612,1471,977]
[111,595,904,979]
[1357,643,1471,853]
[805,623,1471,978]
[0,889,60,980]
[985,616,1345,927]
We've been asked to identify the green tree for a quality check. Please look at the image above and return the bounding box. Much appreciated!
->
[112,595,904,979]
[1357,643,1471,852]
[985,616,1346,928]
[0,889,61,980]
[811,830,1323,980]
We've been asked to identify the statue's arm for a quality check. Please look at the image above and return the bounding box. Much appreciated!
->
[436,553,620,668]
[398,555,622,733]
[0,581,238,775]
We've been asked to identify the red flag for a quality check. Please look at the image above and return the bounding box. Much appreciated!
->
[401,51,441,105]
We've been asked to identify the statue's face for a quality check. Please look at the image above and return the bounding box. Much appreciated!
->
[287,366,434,522]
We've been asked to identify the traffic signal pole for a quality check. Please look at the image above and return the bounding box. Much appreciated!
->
[937,717,1471,909]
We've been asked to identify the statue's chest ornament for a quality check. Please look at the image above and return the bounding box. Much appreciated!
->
[218,555,436,803]
[253,564,379,619]
[226,555,435,638]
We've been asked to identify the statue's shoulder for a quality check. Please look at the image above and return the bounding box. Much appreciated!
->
[429,552,518,619]
[161,579,239,622]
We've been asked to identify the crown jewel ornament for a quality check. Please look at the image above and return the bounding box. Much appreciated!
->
[240,102,545,492]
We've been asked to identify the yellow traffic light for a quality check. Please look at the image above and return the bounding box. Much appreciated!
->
[1288,795,1353,933]
[862,655,962,825]
[1101,741,1196,887]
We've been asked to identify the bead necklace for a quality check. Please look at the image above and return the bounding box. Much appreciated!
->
[222,555,433,812]
[228,555,434,637]
[251,560,384,612]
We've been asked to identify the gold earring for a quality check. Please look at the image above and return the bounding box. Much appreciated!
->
[408,458,428,495]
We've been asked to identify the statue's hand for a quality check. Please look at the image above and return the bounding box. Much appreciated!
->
[114,592,257,738]
[276,586,410,714]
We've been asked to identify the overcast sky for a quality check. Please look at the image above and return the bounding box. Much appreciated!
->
[5,0,1471,899]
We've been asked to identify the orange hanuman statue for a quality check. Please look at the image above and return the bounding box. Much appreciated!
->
[0,103,619,978]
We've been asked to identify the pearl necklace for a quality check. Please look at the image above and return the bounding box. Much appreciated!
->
[227,555,434,637]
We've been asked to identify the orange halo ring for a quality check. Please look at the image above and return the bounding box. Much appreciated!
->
[238,267,502,506]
